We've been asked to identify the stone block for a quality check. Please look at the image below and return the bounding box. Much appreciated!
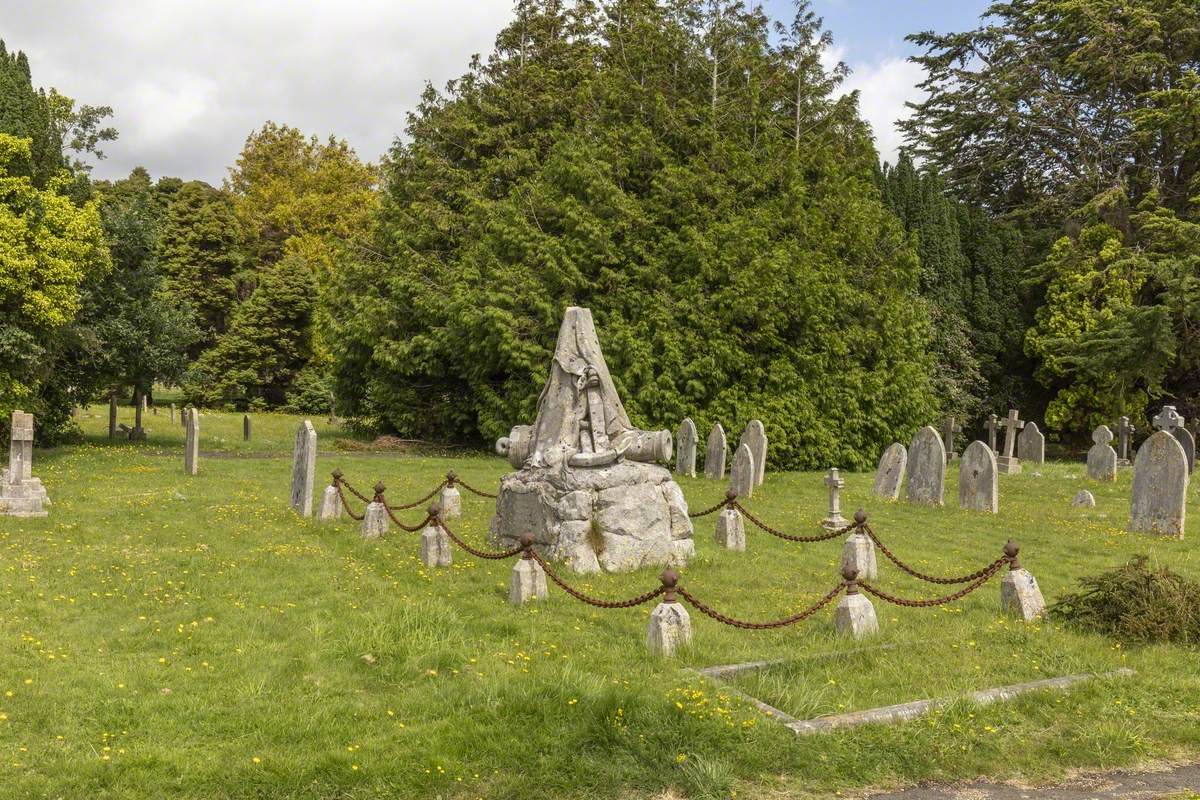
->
[419,525,452,567]
[318,484,342,521]
[439,486,462,520]
[1000,568,1046,621]
[834,593,878,639]
[840,531,877,580]
[1071,490,1095,508]
[361,501,388,539]
[508,558,548,604]
[714,508,745,551]
[646,601,691,656]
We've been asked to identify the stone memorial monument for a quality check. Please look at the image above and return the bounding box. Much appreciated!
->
[675,418,697,478]
[1129,430,1188,537]
[184,408,199,476]
[1116,416,1135,467]
[0,411,49,517]
[1017,421,1045,465]
[730,443,754,499]
[958,440,998,513]
[1152,406,1194,473]
[738,420,767,487]
[1086,425,1117,481]
[489,308,693,574]
[704,424,727,480]
[996,409,1025,474]
[290,420,317,517]
[940,416,963,462]
[905,426,946,506]
[872,442,907,501]
[822,467,847,528]
[985,413,999,453]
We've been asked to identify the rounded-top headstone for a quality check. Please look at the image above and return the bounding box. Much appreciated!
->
[1129,431,1188,537]
[905,426,946,506]
[958,440,998,513]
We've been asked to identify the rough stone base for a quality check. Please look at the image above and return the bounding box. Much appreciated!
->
[318,485,342,521]
[508,558,548,604]
[840,532,877,580]
[835,593,878,638]
[0,477,50,517]
[361,502,388,539]
[714,508,745,551]
[996,456,1022,475]
[489,461,694,574]
[420,525,452,567]
[1071,490,1096,508]
[646,601,691,656]
[822,512,849,530]
[440,486,462,520]
[1000,568,1046,621]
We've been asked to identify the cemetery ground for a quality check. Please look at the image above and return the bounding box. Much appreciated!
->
[2,407,1199,800]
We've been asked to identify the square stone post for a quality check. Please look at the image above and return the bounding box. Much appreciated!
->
[714,496,745,551]
[839,510,876,580]
[440,473,462,520]
[509,535,548,604]
[646,569,691,656]
[834,567,878,638]
[999,540,1045,621]
[419,505,452,567]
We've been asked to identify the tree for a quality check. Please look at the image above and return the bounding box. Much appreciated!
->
[329,0,936,470]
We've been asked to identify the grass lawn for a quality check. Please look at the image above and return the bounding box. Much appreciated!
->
[1,403,1198,799]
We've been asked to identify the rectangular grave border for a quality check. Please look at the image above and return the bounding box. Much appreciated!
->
[689,652,1134,736]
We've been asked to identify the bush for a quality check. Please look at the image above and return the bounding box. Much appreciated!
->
[1050,556,1200,644]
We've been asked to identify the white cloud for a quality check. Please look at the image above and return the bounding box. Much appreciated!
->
[836,55,926,165]
[0,0,515,183]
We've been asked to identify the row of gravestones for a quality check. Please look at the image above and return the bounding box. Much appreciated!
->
[674,419,766,498]
[872,428,1004,513]
[940,411,1046,472]
[1089,407,1196,482]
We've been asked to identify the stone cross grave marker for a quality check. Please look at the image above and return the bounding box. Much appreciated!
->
[738,420,767,487]
[8,410,33,483]
[184,408,199,476]
[730,443,754,499]
[1129,431,1188,537]
[1116,416,1135,466]
[958,440,998,513]
[675,418,697,478]
[996,409,1025,474]
[1153,405,1194,473]
[985,414,999,453]
[940,416,963,462]
[705,423,727,480]
[822,467,847,528]
[0,410,49,517]
[906,425,946,506]
[290,420,318,517]
[872,442,907,501]
[1017,421,1045,465]
[1086,425,1117,482]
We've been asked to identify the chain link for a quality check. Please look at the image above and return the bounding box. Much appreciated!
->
[339,478,372,504]
[857,559,1007,608]
[677,582,847,629]
[863,524,1009,585]
[386,481,447,511]
[687,497,730,519]
[436,520,524,560]
[733,501,850,542]
[528,550,667,608]
[384,503,432,532]
[335,483,366,521]
[455,478,498,499]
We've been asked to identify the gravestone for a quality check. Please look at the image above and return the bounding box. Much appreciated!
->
[704,423,727,480]
[905,426,946,506]
[738,420,767,487]
[290,421,317,517]
[675,418,698,478]
[871,442,907,501]
[488,308,692,574]
[1129,431,1188,537]
[1071,490,1096,508]
[730,443,755,499]
[940,416,963,462]
[1086,425,1117,482]
[822,467,847,528]
[958,440,998,513]
[996,409,1025,474]
[0,411,49,517]
[243,414,251,442]
[1176,427,1196,473]
[184,408,199,476]
[1116,416,1135,466]
[1017,421,1045,465]
[1151,405,1194,473]
[985,414,999,453]
[108,395,117,439]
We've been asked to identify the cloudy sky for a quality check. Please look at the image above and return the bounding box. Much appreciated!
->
[1,0,989,184]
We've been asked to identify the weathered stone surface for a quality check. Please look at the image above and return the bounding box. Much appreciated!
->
[996,409,1025,474]
[289,421,317,517]
[705,423,727,480]
[489,308,693,573]
[169,403,176,424]
[841,531,877,580]
[730,443,754,499]
[940,416,963,462]
[822,467,847,528]
[243,414,252,442]
[958,440,998,513]
[1000,568,1046,621]
[1086,425,1117,482]
[1071,490,1096,508]
[646,601,691,656]
[714,508,745,551]
[905,426,946,506]
[1129,431,1188,537]
[0,411,48,517]
[872,443,906,501]
[738,420,767,486]
[1173,427,1196,474]
[108,396,118,439]
[184,408,199,476]
[508,557,548,604]
[1017,421,1045,465]
[439,485,462,520]
[1116,416,1135,466]
[420,524,453,567]
[318,484,342,521]
[675,418,698,478]
[835,593,878,638]
[985,414,999,453]
[361,501,388,539]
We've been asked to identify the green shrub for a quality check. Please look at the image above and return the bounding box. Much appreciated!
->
[1051,556,1200,644]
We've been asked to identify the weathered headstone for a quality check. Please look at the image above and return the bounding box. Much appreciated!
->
[1116,416,1135,466]
[184,408,199,476]
[1152,405,1194,473]
[985,414,999,453]
[714,507,745,551]
[871,442,906,501]
[1071,490,1096,508]
[243,414,251,442]
[1086,425,1117,482]
[675,418,698,478]
[940,416,963,462]
[108,395,117,439]
[958,440,998,513]
[290,420,317,517]
[1129,431,1188,537]
[996,409,1025,474]
[1017,421,1045,465]
[705,423,727,480]
[0,410,49,517]
[738,420,767,487]
[905,426,946,506]
[730,443,754,499]
[822,467,847,528]
[1174,427,1196,474]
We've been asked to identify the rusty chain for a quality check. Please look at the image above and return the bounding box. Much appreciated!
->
[857,559,1008,608]
[862,523,1011,585]
[451,474,498,499]
[436,519,524,560]
[676,582,847,630]
[733,501,850,542]
[339,477,372,504]
[386,481,447,511]
[384,503,432,532]
[528,550,667,608]
[687,497,731,519]
[334,483,366,521]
